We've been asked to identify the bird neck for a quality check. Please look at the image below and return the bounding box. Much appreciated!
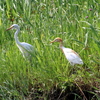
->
[14,28,20,45]
[59,41,63,48]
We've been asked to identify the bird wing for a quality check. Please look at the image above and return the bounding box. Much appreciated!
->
[21,42,34,52]
[17,42,34,59]
[62,47,83,65]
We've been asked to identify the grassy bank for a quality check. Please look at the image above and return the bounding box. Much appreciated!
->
[0,0,100,99]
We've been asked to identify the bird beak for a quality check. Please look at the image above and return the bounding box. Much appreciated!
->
[6,26,13,31]
[50,40,55,43]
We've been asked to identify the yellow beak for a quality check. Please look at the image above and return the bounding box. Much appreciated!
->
[50,40,55,43]
[6,26,13,31]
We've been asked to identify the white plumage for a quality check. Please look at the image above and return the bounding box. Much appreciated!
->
[16,42,34,59]
[6,24,34,60]
[50,37,83,66]
[61,47,83,66]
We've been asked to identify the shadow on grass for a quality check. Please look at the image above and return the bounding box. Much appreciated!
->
[25,82,99,100]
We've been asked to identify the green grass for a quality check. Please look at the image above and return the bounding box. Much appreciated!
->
[0,0,100,99]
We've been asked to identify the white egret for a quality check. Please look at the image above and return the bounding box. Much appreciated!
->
[6,24,34,60]
[50,37,83,66]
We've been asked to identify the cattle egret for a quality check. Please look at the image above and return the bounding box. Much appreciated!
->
[6,24,34,60]
[50,37,83,66]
